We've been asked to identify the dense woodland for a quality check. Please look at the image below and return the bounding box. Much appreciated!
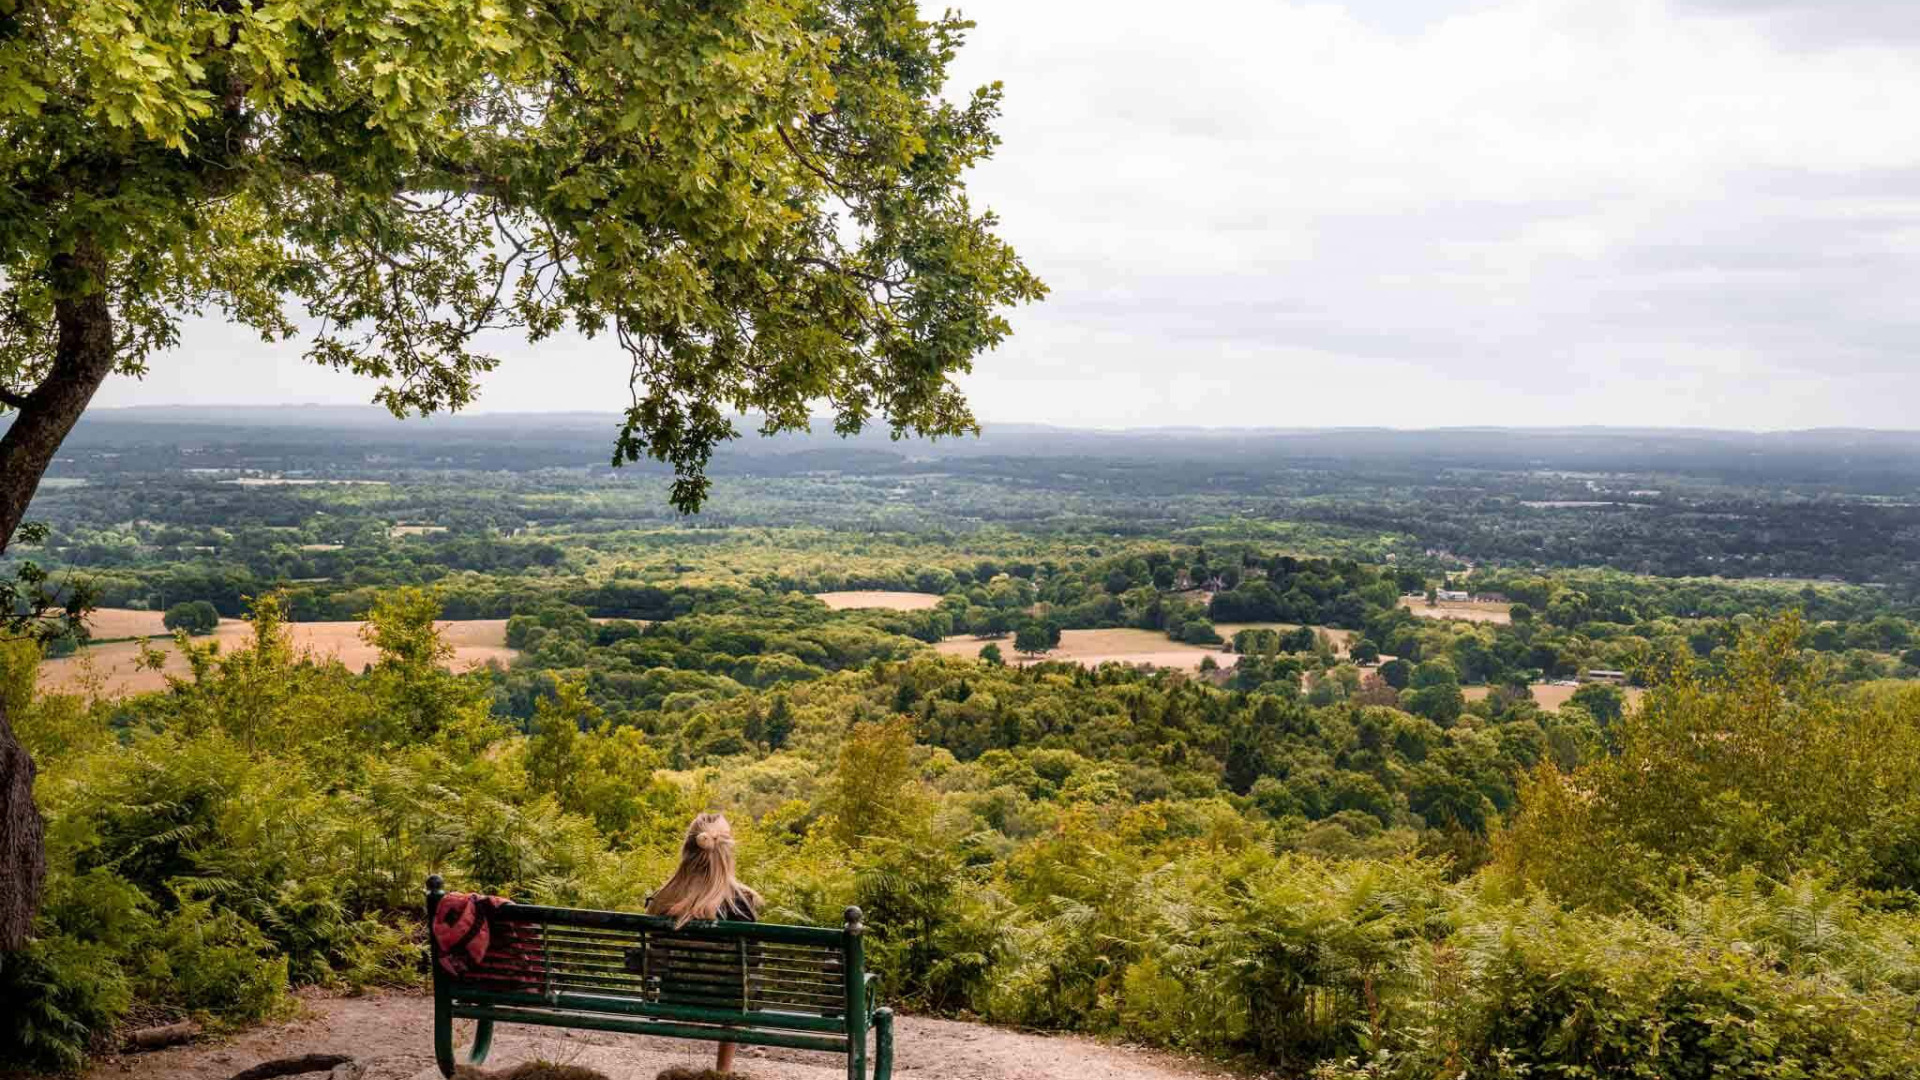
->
[24,410,1920,595]
[4,414,1920,1077]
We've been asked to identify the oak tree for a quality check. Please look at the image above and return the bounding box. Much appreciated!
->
[1013,622,1049,657]
[0,0,1041,946]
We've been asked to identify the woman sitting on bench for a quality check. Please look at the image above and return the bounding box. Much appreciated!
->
[647,813,763,1075]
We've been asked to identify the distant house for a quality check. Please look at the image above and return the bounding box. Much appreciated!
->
[1436,589,1471,602]
[1583,669,1628,685]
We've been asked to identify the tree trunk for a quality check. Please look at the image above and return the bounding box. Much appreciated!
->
[0,697,42,951]
[0,239,118,557]
[0,235,116,950]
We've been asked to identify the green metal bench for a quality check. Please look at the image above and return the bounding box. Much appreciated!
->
[426,876,894,1080]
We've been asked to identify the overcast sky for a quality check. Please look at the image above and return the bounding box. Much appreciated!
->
[100,0,1920,430]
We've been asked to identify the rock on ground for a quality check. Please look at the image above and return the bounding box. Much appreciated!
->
[83,992,1253,1080]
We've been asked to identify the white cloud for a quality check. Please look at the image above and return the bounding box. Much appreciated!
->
[936,0,1920,429]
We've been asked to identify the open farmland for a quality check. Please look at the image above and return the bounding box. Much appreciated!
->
[934,627,1236,671]
[1464,682,1645,711]
[39,618,515,698]
[1214,622,1356,650]
[1399,597,1514,624]
[75,607,170,640]
[814,590,944,611]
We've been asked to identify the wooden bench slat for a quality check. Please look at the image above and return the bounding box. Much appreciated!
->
[487,904,845,947]
[533,937,840,983]
[458,962,846,1009]
[654,971,845,1004]
[459,956,846,1001]
[453,977,842,1018]
[538,927,838,961]
[537,927,843,968]
[452,1002,852,1052]
[449,984,852,1034]
[453,972,844,1014]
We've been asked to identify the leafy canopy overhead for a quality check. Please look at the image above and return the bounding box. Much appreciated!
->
[0,0,1043,509]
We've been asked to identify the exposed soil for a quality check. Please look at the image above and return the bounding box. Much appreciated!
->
[1397,598,1512,625]
[1210,624,1354,650]
[76,608,172,639]
[39,619,515,698]
[932,629,1235,672]
[83,993,1252,1080]
[811,592,943,612]
[1464,682,1645,710]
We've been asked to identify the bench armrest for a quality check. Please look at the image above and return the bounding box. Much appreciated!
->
[863,971,882,1011]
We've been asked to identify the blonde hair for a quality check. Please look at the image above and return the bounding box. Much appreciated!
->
[647,812,761,928]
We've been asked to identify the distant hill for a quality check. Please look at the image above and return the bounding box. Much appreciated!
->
[23,406,1920,490]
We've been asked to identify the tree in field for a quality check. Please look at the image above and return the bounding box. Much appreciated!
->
[1179,619,1221,646]
[0,0,1040,948]
[978,642,1004,666]
[1569,682,1627,727]
[162,600,220,636]
[1281,625,1318,653]
[1013,623,1051,658]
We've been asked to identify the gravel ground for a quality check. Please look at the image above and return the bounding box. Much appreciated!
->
[83,992,1255,1080]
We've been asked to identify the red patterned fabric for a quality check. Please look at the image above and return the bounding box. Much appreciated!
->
[433,892,537,982]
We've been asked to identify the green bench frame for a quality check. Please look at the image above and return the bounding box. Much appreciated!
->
[426,876,894,1080]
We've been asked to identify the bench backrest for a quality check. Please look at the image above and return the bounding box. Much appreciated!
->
[428,885,867,1037]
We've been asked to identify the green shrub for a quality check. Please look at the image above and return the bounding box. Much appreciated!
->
[142,901,288,1019]
[0,934,135,1072]
[162,600,220,635]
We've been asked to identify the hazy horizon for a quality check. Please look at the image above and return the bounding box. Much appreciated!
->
[66,402,1920,438]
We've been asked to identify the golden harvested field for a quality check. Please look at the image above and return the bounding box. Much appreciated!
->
[813,591,944,611]
[1213,622,1356,649]
[76,607,170,640]
[1399,598,1513,624]
[39,618,515,698]
[934,628,1236,671]
[1464,683,1645,711]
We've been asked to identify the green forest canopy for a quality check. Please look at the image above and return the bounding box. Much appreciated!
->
[6,590,1920,1077]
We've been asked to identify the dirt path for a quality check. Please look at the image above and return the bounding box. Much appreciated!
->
[85,993,1253,1080]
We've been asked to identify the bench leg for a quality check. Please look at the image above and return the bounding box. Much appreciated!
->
[872,1008,894,1080]
[434,996,454,1078]
[467,1020,495,1067]
[435,1011,493,1078]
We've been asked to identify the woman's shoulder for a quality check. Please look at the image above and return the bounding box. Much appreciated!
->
[721,888,760,922]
